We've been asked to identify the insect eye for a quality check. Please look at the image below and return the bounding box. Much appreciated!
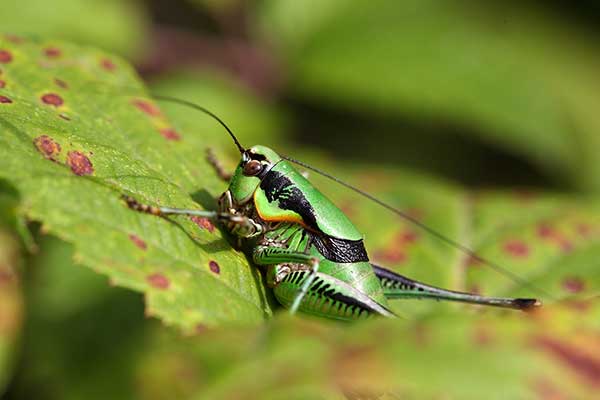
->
[243,160,263,176]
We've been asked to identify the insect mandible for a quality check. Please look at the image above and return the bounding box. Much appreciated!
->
[124,97,542,321]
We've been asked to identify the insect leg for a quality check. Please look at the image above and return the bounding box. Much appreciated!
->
[123,196,263,237]
[372,264,541,311]
[267,264,395,319]
[206,148,233,182]
[252,246,318,315]
[254,247,395,318]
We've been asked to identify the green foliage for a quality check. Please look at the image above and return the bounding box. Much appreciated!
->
[14,235,599,399]
[0,228,23,394]
[0,36,280,329]
[1,34,599,399]
[256,0,600,191]
[0,0,149,58]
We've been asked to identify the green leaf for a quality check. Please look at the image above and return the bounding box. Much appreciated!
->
[0,36,282,329]
[257,0,600,191]
[12,234,148,400]
[0,228,23,395]
[0,0,149,58]
[131,302,600,400]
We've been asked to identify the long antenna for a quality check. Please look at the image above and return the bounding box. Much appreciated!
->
[153,95,245,154]
[283,155,554,300]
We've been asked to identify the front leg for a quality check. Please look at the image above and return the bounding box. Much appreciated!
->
[123,196,263,238]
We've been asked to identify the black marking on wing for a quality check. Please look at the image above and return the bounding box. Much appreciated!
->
[309,233,369,263]
[260,169,319,230]
[260,169,370,263]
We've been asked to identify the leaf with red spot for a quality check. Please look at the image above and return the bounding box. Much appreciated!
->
[0,228,23,393]
[0,37,283,329]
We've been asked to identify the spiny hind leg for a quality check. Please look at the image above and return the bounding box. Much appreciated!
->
[206,147,233,182]
[253,246,320,315]
[268,264,395,320]
[372,263,540,311]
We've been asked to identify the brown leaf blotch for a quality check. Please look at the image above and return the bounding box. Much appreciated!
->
[41,93,64,107]
[190,216,215,233]
[503,240,529,258]
[44,47,62,58]
[0,50,13,64]
[54,78,68,89]
[128,234,147,250]
[535,336,600,388]
[159,128,181,141]
[33,135,62,161]
[100,58,116,71]
[131,99,161,116]
[0,80,5,88]
[562,277,585,294]
[209,260,220,274]
[67,151,94,176]
[147,273,170,290]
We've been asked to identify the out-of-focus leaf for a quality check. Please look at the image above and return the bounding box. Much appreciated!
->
[11,235,148,400]
[0,37,284,329]
[257,0,600,191]
[0,229,23,395]
[149,70,287,159]
[132,302,599,400]
[0,0,149,58]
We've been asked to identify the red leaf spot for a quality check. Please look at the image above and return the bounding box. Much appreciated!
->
[395,230,418,244]
[374,248,407,264]
[33,135,62,161]
[131,99,161,116]
[190,216,215,233]
[195,324,208,334]
[562,277,585,293]
[503,240,529,258]
[576,223,592,238]
[4,35,23,44]
[100,58,116,71]
[159,128,181,141]
[535,336,600,388]
[209,260,220,274]
[537,223,558,239]
[0,95,12,104]
[147,273,170,290]
[464,255,483,268]
[67,151,94,176]
[128,234,147,250]
[44,47,62,58]
[0,270,13,285]
[558,238,574,253]
[54,78,68,89]
[41,93,64,107]
[0,50,13,63]
[0,80,5,88]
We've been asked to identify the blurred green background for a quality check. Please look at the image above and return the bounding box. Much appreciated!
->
[1,0,600,399]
